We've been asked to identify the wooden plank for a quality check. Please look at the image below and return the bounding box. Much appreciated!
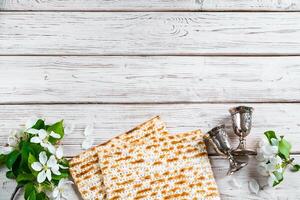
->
[0,0,299,11]
[0,104,299,156]
[1,12,300,55]
[1,155,299,200]
[0,56,299,104]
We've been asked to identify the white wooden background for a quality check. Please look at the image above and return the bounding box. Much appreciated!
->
[1,0,300,199]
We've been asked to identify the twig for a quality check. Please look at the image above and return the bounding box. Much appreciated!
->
[10,185,22,200]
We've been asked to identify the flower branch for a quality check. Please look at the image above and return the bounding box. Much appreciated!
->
[0,118,72,200]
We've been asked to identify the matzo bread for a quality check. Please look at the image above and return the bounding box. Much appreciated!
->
[99,130,220,200]
[69,116,167,200]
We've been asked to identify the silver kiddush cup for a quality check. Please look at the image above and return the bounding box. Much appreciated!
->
[205,124,247,175]
[229,106,256,155]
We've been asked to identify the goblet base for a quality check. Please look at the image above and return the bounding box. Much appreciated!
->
[227,161,248,175]
[232,148,256,156]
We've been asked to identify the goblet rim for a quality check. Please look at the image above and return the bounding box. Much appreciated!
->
[229,105,254,115]
[207,124,226,137]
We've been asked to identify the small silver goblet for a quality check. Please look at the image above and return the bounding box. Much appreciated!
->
[205,124,247,175]
[229,106,256,155]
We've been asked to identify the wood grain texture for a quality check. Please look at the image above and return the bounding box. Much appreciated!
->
[0,0,299,11]
[1,12,300,55]
[0,104,299,156]
[1,155,299,200]
[0,56,299,104]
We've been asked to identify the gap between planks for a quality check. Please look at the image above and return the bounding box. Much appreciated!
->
[1,101,300,105]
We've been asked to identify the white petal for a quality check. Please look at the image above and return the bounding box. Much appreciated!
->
[262,145,277,156]
[228,176,241,189]
[56,146,64,159]
[271,138,279,146]
[258,138,268,147]
[26,128,40,135]
[31,162,43,171]
[47,155,58,168]
[0,146,13,155]
[50,131,61,139]
[37,171,47,183]
[255,152,266,162]
[62,191,71,199]
[81,137,94,150]
[257,164,269,176]
[38,130,48,140]
[84,124,93,136]
[39,151,48,165]
[56,195,61,200]
[30,137,41,144]
[248,178,260,195]
[46,169,52,181]
[52,188,59,198]
[26,117,38,129]
[45,143,56,154]
[51,167,61,175]
[7,133,18,147]
[64,123,75,135]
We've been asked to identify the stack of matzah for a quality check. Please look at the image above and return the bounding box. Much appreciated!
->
[70,116,220,200]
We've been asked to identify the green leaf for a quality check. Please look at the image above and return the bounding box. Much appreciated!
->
[27,190,36,200]
[6,170,16,179]
[32,119,45,130]
[0,154,7,166]
[278,138,291,160]
[292,164,300,172]
[52,172,69,180]
[12,155,22,177]
[36,192,49,200]
[20,141,33,173]
[27,153,38,177]
[264,131,277,144]
[273,171,284,187]
[24,183,35,199]
[28,153,36,166]
[6,150,20,170]
[47,120,64,143]
[16,173,35,184]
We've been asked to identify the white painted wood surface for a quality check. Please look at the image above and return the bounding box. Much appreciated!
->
[1,12,300,55]
[0,56,299,103]
[0,0,299,11]
[0,0,300,199]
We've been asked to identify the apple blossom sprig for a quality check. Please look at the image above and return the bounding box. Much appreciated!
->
[256,130,300,187]
[0,118,71,200]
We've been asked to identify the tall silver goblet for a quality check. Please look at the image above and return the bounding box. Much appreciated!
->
[229,106,256,155]
[206,124,247,175]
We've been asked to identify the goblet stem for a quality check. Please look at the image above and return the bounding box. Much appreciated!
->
[226,153,248,175]
[237,137,246,150]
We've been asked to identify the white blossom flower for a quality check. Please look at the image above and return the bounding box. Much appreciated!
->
[0,129,23,155]
[31,151,61,183]
[28,129,60,154]
[52,179,73,200]
[256,136,284,187]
